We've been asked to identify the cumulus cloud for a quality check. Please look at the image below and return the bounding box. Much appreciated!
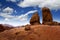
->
[0,12,15,21]
[3,7,14,14]
[0,7,15,21]
[0,7,37,21]
[18,0,60,9]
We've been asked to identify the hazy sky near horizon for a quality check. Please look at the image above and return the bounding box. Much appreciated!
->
[0,0,60,26]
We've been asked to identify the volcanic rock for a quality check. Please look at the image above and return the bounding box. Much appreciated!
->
[42,7,53,24]
[30,12,40,25]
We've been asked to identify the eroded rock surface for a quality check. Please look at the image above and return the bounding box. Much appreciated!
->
[0,25,60,40]
[30,12,40,25]
[42,7,53,24]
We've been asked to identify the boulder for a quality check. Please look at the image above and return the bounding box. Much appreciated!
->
[30,12,40,25]
[25,26,31,31]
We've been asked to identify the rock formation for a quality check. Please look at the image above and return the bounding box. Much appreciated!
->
[0,24,13,32]
[42,7,53,24]
[30,12,40,25]
[52,21,60,25]
[25,26,31,31]
[0,24,5,32]
[42,22,56,25]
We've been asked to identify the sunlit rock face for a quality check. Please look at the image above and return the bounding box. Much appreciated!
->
[42,7,53,24]
[30,12,40,25]
[42,7,60,25]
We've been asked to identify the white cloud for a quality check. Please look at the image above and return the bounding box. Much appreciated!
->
[18,0,60,9]
[0,12,16,18]
[0,4,37,26]
[5,18,9,21]
[0,9,37,21]
[3,7,14,14]
[0,7,15,21]
[18,10,37,21]
[0,8,37,26]
[0,20,29,26]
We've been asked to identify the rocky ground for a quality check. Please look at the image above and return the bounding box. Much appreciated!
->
[0,25,60,40]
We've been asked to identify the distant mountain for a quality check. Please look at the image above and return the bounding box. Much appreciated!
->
[1,24,13,27]
[0,24,14,32]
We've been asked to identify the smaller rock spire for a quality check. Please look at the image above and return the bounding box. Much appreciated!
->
[30,12,40,25]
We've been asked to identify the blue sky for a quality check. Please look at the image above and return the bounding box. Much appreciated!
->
[0,0,60,26]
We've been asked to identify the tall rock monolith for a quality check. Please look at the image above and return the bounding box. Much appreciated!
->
[42,7,53,24]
